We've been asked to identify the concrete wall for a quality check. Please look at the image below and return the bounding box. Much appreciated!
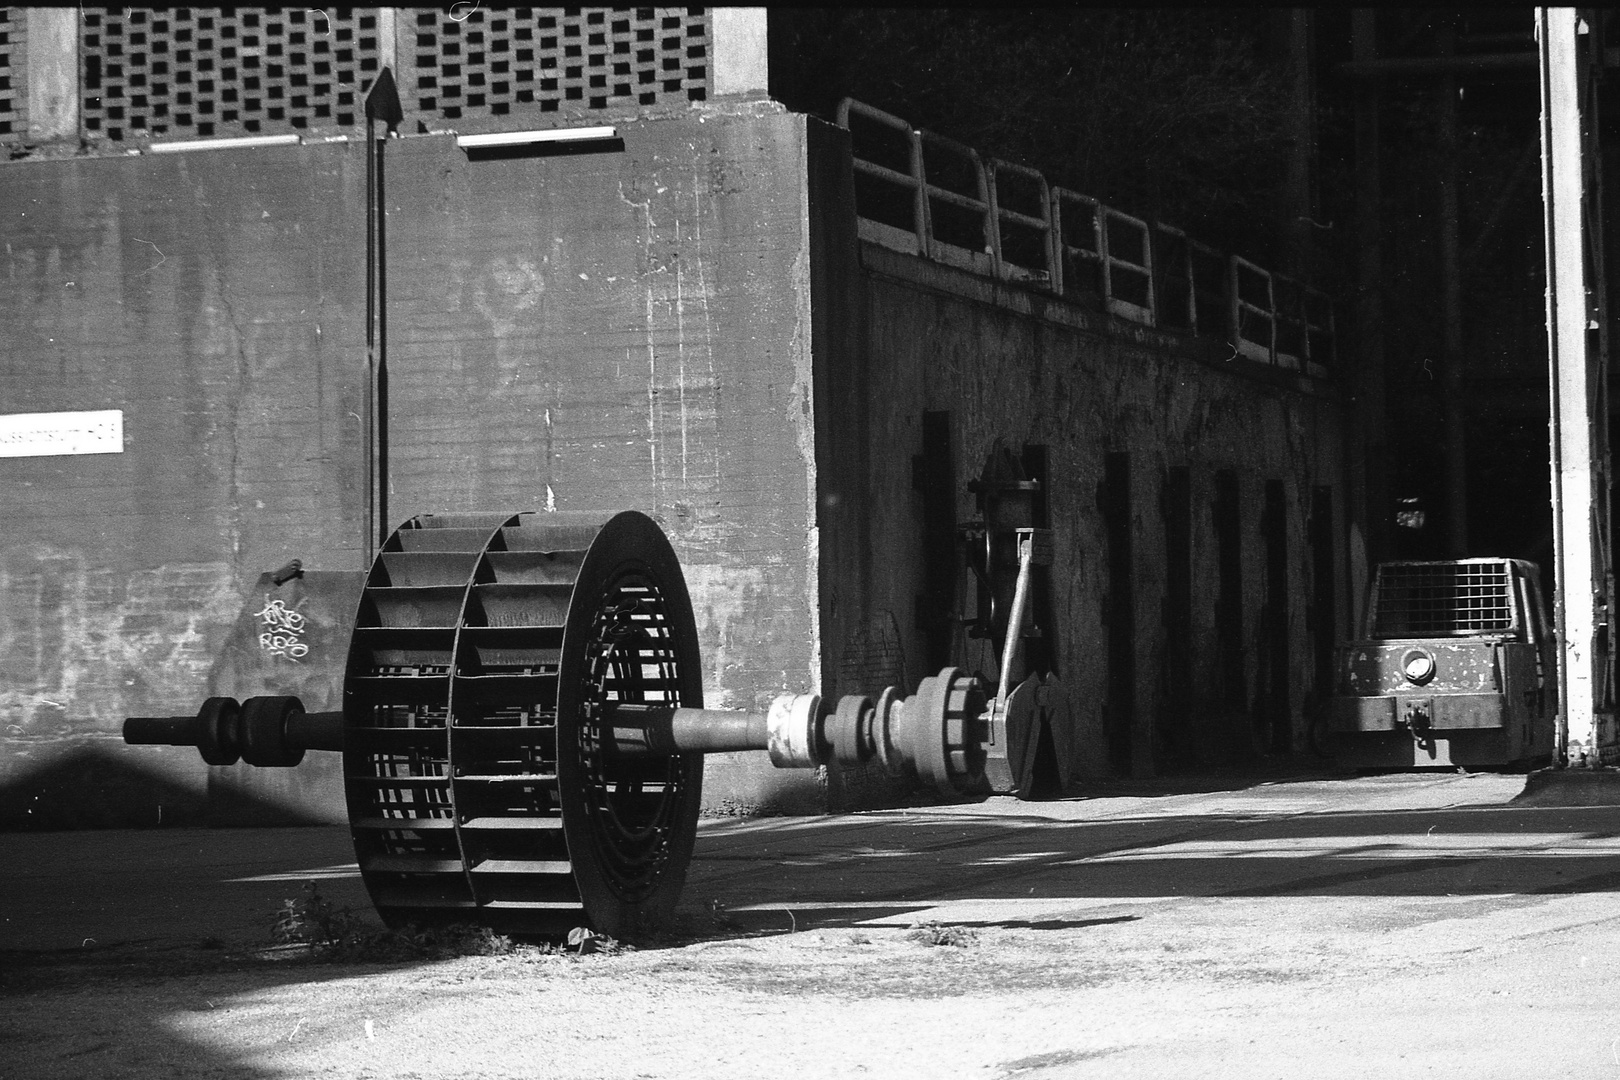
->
[381,104,823,812]
[0,102,825,827]
[807,120,1347,790]
[1,143,367,826]
[0,103,1348,828]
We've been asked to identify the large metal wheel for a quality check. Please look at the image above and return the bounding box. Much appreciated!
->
[342,509,703,937]
[555,511,704,938]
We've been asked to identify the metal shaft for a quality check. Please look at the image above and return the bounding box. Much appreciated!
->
[607,704,769,755]
[124,714,214,747]
[285,710,346,752]
[124,701,345,764]
[128,676,990,797]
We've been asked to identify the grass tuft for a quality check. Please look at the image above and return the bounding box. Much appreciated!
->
[906,922,979,948]
[268,881,632,963]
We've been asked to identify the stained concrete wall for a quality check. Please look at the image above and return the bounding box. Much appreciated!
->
[1,104,1348,828]
[0,144,367,826]
[807,119,1347,790]
[0,102,824,827]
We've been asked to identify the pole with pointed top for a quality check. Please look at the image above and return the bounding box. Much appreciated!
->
[364,69,403,562]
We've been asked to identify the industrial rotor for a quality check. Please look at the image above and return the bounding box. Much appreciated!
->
[126,509,1035,936]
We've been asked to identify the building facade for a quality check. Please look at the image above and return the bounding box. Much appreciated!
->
[0,9,1348,827]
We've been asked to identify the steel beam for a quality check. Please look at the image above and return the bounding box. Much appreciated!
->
[1538,8,1616,765]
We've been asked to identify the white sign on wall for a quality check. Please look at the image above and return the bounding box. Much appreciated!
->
[0,410,125,458]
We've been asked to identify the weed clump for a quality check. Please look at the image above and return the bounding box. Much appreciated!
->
[271,882,362,952]
[906,922,979,948]
[270,881,628,963]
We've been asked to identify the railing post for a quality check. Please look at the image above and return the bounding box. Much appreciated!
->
[910,128,930,257]
[1266,270,1278,364]
[1044,185,1060,294]
[1049,190,1066,296]
[1228,256,1241,355]
[1099,210,1114,307]
[1185,238,1199,334]
[983,159,1003,278]
[1143,220,1158,327]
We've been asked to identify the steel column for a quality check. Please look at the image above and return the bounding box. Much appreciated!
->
[1538,8,1616,765]
[1350,9,1388,618]
[1437,24,1468,557]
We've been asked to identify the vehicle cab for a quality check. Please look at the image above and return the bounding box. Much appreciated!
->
[1322,559,1557,769]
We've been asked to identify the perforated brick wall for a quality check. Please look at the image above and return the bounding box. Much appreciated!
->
[69,7,712,145]
[79,7,381,142]
[408,7,711,120]
[0,8,23,138]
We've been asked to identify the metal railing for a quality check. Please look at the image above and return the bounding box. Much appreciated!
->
[987,157,1054,286]
[837,97,1336,375]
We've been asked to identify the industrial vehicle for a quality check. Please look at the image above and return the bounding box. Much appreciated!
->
[1321,559,1557,770]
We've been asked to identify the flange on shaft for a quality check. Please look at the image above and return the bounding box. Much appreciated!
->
[124,695,345,767]
[759,667,991,799]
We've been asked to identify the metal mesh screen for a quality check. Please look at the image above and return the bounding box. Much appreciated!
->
[408,7,710,121]
[79,7,382,143]
[0,7,23,138]
[1371,561,1517,638]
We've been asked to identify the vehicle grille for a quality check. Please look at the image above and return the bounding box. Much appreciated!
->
[1371,561,1516,637]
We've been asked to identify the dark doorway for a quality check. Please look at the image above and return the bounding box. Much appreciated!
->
[1214,469,1246,714]
[1022,442,1056,677]
[1100,452,1135,775]
[912,410,956,673]
[1309,486,1337,698]
[1262,479,1290,754]
[1161,465,1194,762]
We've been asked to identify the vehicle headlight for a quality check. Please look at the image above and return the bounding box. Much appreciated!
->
[1402,650,1436,685]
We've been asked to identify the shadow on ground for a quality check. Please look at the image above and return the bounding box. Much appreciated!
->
[686,801,1620,919]
[10,789,1620,1075]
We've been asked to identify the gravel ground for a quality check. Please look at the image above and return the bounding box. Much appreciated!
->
[7,772,1620,1079]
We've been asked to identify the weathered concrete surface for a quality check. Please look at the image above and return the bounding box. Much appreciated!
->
[0,142,367,827]
[1515,765,1620,806]
[1,103,824,822]
[8,773,1620,1078]
[382,106,823,813]
[3,106,1351,828]
[202,570,363,826]
[807,110,1346,790]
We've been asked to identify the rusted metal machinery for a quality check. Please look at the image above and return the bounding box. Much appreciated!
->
[1323,559,1557,770]
[126,509,1047,937]
[962,444,1068,796]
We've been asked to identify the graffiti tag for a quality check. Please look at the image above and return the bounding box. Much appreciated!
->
[255,596,310,662]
